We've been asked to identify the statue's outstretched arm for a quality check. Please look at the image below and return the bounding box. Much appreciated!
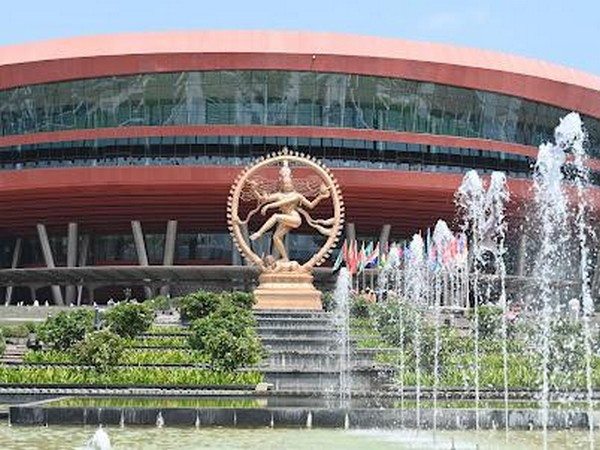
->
[301,185,330,210]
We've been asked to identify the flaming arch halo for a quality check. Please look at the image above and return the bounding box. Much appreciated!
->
[227,147,345,309]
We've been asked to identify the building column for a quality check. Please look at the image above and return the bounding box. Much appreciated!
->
[131,221,153,299]
[160,220,177,296]
[592,250,600,298]
[77,234,90,305]
[516,232,527,277]
[4,238,22,305]
[378,224,391,251]
[345,222,356,243]
[37,224,64,305]
[65,223,78,304]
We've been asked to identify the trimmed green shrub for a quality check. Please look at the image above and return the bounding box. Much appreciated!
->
[0,329,5,358]
[73,329,124,372]
[178,291,222,322]
[224,291,255,310]
[38,309,95,351]
[104,301,155,338]
[189,305,263,370]
[351,295,371,319]
[321,292,334,312]
[144,295,171,312]
[468,304,503,340]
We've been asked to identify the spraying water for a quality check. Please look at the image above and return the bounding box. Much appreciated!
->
[85,427,111,450]
[406,233,427,428]
[456,170,485,430]
[556,112,595,448]
[333,267,352,406]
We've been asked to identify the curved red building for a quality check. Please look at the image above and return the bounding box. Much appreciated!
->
[0,30,599,304]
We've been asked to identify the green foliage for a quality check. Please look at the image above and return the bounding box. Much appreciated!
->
[178,291,222,322]
[0,329,5,358]
[104,301,155,338]
[321,292,334,312]
[189,305,263,370]
[468,304,503,340]
[0,322,38,338]
[0,366,263,386]
[73,329,124,372]
[38,309,95,351]
[350,295,371,319]
[127,336,189,348]
[24,348,207,365]
[144,295,171,312]
[223,291,255,310]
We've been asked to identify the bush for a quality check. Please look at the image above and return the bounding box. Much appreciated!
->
[73,329,124,372]
[224,291,255,310]
[38,309,95,351]
[321,292,334,312]
[188,305,263,370]
[178,291,222,322]
[469,304,503,340]
[145,295,171,312]
[104,301,154,338]
[350,295,371,319]
[0,330,5,358]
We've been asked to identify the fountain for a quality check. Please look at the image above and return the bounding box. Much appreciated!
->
[333,267,352,406]
[85,427,111,450]
[3,113,599,450]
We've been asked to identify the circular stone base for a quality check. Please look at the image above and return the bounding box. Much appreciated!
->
[253,271,322,310]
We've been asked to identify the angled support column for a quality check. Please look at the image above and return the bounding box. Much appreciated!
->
[592,251,600,298]
[77,234,90,305]
[516,232,527,277]
[4,238,22,305]
[159,220,178,296]
[37,224,64,305]
[345,222,356,244]
[65,223,78,304]
[378,224,392,251]
[131,221,153,299]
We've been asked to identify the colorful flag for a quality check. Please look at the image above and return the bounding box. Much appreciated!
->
[332,247,344,271]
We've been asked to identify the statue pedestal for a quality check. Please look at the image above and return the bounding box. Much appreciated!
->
[253,271,322,310]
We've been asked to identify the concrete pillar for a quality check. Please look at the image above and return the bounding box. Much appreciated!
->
[163,220,177,265]
[516,232,527,277]
[77,234,90,306]
[345,222,356,243]
[4,238,22,305]
[65,223,78,304]
[131,220,153,299]
[378,224,392,251]
[36,224,64,305]
[592,251,600,298]
[159,220,178,296]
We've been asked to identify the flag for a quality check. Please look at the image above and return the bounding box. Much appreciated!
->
[332,247,344,271]
[357,241,366,273]
[366,242,379,267]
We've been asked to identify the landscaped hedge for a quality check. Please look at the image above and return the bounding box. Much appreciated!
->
[0,365,263,385]
[37,309,95,351]
[104,301,154,338]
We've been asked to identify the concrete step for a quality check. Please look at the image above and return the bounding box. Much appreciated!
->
[265,348,399,370]
[255,317,333,328]
[253,310,333,320]
[262,366,395,392]
[257,326,337,339]
[261,336,337,352]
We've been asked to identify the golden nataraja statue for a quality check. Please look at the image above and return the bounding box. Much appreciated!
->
[227,147,344,309]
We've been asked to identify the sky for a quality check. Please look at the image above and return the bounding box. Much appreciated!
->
[2,0,599,75]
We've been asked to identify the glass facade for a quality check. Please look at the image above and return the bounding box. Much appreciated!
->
[0,135,534,178]
[1,70,599,154]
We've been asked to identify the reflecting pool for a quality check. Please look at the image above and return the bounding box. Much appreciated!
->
[0,423,595,450]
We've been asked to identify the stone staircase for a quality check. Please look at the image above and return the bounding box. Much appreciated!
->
[0,343,26,364]
[254,310,394,393]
